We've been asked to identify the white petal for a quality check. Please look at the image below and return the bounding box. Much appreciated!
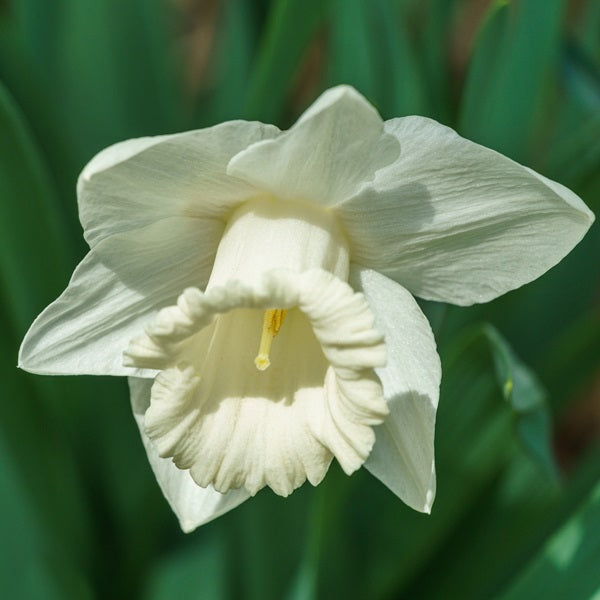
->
[339,116,595,305]
[352,267,440,513]
[129,377,249,532]
[78,120,279,247]
[19,216,222,375]
[80,135,175,181]
[125,269,388,497]
[227,86,400,205]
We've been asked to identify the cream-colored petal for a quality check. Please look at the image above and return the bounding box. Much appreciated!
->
[352,267,440,513]
[80,135,174,181]
[129,377,249,533]
[227,86,400,206]
[339,116,595,305]
[78,120,279,248]
[19,216,221,375]
[125,269,388,497]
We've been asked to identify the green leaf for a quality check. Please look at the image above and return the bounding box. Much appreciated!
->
[482,324,559,480]
[144,533,229,600]
[403,436,600,599]
[460,0,565,160]
[418,0,454,122]
[328,0,377,99]
[482,325,546,412]
[539,36,600,185]
[371,0,427,117]
[499,481,600,599]
[204,0,257,123]
[0,80,73,335]
[459,0,510,143]
[390,321,596,599]
[346,322,560,597]
[327,0,426,118]
[54,0,180,155]
[0,0,180,209]
[0,298,94,598]
[0,434,92,600]
[245,0,331,123]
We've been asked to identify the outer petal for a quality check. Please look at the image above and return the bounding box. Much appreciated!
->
[339,116,595,305]
[352,267,440,513]
[78,120,279,247]
[129,377,249,532]
[19,216,222,375]
[227,86,400,206]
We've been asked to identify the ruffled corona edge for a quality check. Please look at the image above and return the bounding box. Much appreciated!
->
[124,268,388,496]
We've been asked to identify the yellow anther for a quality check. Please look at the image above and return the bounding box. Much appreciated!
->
[254,309,286,371]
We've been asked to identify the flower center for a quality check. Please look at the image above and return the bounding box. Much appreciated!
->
[254,308,287,371]
[204,197,350,373]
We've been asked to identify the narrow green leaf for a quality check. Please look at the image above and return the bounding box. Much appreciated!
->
[113,0,181,132]
[327,0,426,118]
[0,7,82,219]
[245,0,331,122]
[459,1,510,142]
[499,481,600,599]
[0,0,180,207]
[371,0,427,117]
[460,0,565,160]
[54,0,180,156]
[0,80,73,334]
[204,0,257,123]
[419,0,454,122]
[0,299,93,598]
[541,40,600,185]
[329,0,377,99]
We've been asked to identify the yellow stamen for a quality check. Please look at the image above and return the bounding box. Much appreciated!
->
[254,309,286,371]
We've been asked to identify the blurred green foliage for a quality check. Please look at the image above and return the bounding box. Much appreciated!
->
[1,0,599,598]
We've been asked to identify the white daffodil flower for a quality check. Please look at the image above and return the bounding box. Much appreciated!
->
[19,86,594,533]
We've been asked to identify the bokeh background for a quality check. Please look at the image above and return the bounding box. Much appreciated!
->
[1,0,599,598]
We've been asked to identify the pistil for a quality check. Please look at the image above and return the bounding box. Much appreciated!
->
[254,309,286,371]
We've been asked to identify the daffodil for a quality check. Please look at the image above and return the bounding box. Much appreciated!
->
[19,86,594,532]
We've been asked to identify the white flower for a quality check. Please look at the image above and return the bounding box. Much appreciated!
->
[19,86,594,533]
